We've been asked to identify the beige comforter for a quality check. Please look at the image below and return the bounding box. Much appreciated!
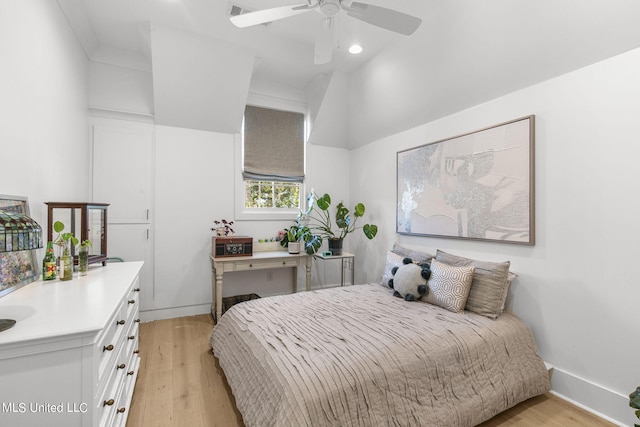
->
[210,284,550,427]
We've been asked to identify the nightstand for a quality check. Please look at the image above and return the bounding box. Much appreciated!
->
[313,252,355,287]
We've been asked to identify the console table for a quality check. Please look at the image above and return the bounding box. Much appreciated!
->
[210,251,311,322]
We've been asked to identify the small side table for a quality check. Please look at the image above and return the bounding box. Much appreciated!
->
[313,252,355,287]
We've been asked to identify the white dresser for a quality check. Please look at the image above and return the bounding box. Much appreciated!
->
[0,261,143,427]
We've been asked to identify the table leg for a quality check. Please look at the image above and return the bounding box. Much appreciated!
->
[292,266,297,293]
[341,258,345,287]
[305,257,311,291]
[351,257,355,286]
[215,271,223,322]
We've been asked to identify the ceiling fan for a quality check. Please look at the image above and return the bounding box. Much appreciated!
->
[230,0,422,64]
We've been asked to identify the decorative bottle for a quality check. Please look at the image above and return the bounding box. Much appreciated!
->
[59,241,73,281]
[42,241,57,281]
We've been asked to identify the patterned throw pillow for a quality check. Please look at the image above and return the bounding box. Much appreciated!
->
[435,250,512,319]
[424,259,475,313]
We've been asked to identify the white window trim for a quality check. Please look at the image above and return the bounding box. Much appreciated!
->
[234,93,308,221]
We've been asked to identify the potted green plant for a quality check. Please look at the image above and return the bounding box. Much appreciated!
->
[52,221,78,281]
[630,386,640,427]
[302,190,378,255]
[280,225,304,254]
[279,211,319,255]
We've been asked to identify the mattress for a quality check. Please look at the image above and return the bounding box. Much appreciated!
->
[210,284,550,426]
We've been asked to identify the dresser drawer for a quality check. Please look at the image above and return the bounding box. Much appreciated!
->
[96,281,138,397]
[124,278,140,321]
[232,258,302,271]
[96,307,127,387]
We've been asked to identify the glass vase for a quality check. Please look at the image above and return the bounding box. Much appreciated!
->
[78,246,89,276]
[59,245,73,281]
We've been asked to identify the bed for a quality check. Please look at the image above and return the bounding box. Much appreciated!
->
[210,274,550,426]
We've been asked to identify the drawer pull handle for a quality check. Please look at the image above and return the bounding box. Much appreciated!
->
[128,335,135,340]
[134,350,139,354]
[117,407,126,414]
[128,299,136,304]
[103,344,114,352]
[135,319,140,323]
[103,399,115,407]
[282,261,286,265]
[117,364,126,370]
[116,320,125,326]
[249,264,253,267]
[134,288,141,292]
[127,370,135,376]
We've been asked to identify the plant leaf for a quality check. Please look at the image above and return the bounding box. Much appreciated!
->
[336,204,350,229]
[304,235,322,254]
[363,224,378,239]
[631,387,640,409]
[354,203,365,217]
[53,221,65,233]
[317,193,331,211]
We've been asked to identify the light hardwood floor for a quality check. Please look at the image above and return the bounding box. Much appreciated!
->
[127,315,614,427]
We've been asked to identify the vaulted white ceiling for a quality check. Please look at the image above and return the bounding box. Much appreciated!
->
[58,0,640,148]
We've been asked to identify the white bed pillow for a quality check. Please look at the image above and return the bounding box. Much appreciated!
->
[424,259,474,313]
[380,251,405,286]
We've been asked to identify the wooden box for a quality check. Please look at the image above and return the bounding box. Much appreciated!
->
[212,236,253,258]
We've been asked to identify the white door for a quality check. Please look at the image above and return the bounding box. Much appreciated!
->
[108,224,154,311]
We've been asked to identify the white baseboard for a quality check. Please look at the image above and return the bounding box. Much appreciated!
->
[138,284,342,322]
[549,366,632,426]
[139,304,211,322]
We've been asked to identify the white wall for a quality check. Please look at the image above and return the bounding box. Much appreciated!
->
[89,61,153,116]
[149,125,351,318]
[350,47,640,426]
[0,0,89,232]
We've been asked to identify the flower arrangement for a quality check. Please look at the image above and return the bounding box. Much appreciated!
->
[212,219,235,236]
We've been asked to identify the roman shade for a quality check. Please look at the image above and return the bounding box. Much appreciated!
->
[243,105,305,183]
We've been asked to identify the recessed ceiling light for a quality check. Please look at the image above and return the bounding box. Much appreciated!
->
[348,44,363,55]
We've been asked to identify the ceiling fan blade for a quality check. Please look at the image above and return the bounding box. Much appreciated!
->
[314,18,334,64]
[230,3,313,28]
[345,2,422,35]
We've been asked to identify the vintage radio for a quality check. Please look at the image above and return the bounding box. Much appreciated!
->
[212,236,253,258]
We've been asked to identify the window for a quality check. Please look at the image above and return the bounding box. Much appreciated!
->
[236,102,307,220]
[245,180,300,209]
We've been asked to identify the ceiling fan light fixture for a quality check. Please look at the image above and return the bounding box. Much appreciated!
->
[348,44,363,54]
[319,0,341,17]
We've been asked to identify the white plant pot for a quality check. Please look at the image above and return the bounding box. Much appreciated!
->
[288,241,301,254]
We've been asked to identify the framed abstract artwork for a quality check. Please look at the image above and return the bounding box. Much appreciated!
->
[396,115,535,245]
[0,195,40,298]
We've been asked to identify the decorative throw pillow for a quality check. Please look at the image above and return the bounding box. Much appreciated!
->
[435,250,512,319]
[391,243,435,265]
[381,251,405,285]
[424,259,474,313]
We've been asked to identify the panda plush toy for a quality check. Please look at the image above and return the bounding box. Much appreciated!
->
[388,257,431,301]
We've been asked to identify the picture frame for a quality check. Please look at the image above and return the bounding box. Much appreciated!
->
[0,195,40,298]
[396,115,535,245]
